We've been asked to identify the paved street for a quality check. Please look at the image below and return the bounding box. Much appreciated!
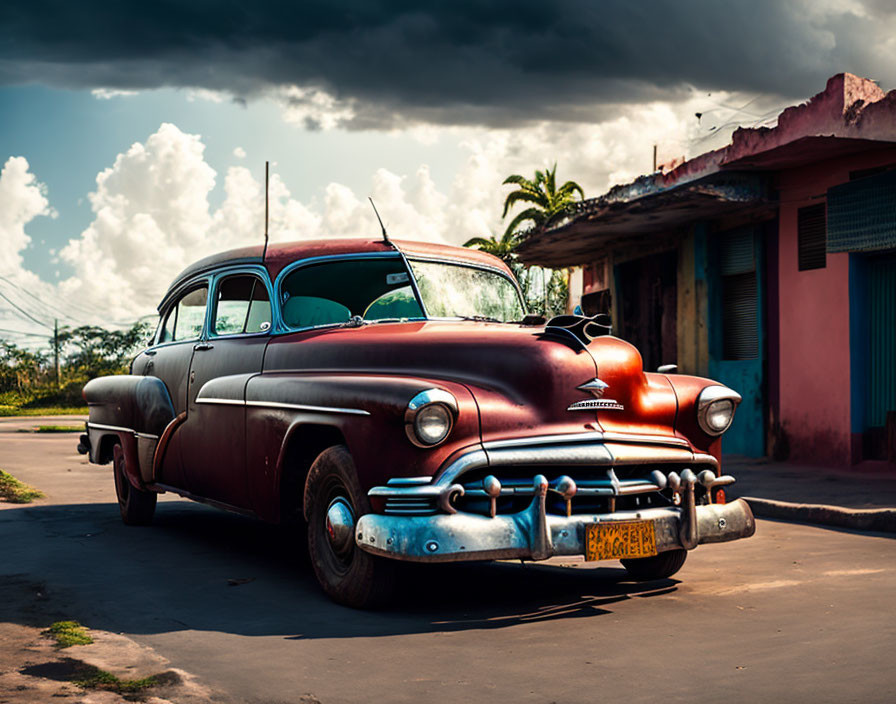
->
[2,417,895,703]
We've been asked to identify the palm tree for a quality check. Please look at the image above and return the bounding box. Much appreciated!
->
[501,164,584,236]
[462,230,519,264]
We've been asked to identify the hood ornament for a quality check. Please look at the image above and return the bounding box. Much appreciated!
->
[543,313,612,348]
[578,378,609,398]
[569,377,624,412]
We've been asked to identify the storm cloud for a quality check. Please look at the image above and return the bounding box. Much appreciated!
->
[2,0,894,127]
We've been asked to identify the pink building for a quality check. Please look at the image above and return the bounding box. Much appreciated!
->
[519,74,896,467]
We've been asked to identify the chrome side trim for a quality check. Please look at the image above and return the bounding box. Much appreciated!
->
[87,422,135,434]
[196,397,246,406]
[246,400,371,416]
[134,432,160,440]
[194,397,370,415]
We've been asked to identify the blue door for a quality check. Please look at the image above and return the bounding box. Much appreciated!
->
[708,226,766,457]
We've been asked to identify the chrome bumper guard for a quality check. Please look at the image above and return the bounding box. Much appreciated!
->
[356,473,755,563]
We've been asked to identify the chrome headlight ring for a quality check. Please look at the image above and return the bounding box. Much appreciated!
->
[696,385,742,436]
[405,388,458,448]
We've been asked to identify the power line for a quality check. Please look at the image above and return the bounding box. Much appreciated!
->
[0,278,88,326]
[0,275,149,329]
[0,290,53,329]
[0,327,48,338]
[0,274,111,323]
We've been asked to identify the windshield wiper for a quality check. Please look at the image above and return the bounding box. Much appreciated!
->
[458,315,503,323]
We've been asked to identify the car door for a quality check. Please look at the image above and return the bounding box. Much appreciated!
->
[134,280,209,488]
[179,268,273,509]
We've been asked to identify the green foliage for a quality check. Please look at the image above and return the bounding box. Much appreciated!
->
[45,620,93,648]
[501,164,584,236]
[0,321,150,412]
[57,321,153,380]
[0,469,44,503]
[463,163,581,318]
[461,231,519,263]
[36,425,82,432]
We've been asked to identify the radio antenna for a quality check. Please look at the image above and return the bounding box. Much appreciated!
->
[368,197,390,244]
[262,160,270,261]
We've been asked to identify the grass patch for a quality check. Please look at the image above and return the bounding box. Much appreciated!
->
[36,425,82,433]
[73,664,158,695]
[0,406,88,417]
[0,469,44,503]
[45,620,93,648]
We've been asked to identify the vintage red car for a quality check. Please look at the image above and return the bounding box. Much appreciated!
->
[80,237,754,607]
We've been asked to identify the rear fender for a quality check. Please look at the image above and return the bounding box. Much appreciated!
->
[82,375,175,485]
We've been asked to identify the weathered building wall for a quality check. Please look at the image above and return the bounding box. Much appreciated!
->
[676,225,710,378]
[776,148,896,464]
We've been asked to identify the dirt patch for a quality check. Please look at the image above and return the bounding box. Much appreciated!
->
[0,578,220,703]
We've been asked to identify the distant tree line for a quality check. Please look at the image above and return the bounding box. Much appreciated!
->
[0,322,151,408]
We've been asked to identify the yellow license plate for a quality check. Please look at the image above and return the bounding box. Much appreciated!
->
[584,521,658,561]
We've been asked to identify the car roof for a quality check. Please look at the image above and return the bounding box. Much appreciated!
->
[159,237,515,310]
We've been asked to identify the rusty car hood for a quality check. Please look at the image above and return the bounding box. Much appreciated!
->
[264,321,680,442]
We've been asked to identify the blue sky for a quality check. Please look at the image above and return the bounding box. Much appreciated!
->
[1,84,469,282]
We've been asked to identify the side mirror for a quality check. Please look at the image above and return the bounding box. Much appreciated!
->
[657,364,678,374]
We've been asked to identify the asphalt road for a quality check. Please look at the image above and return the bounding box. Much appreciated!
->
[2,417,895,703]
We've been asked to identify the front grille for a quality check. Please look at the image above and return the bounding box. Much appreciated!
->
[384,497,437,516]
[452,463,711,517]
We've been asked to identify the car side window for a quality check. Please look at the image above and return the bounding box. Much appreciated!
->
[158,285,209,343]
[213,274,272,336]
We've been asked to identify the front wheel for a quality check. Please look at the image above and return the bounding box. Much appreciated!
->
[305,445,396,608]
[621,548,687,581]
[113,444,157,525]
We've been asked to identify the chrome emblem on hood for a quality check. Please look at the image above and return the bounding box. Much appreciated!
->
[570,378,624,411]
[568,398,625,411]
[577,378,609,398]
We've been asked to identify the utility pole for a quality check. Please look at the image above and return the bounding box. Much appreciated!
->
[653,144,658,172]
[53,318,59,389]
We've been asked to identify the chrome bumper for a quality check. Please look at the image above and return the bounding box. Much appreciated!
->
[356,475,756,563]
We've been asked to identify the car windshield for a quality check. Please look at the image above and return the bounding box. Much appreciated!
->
[408,259,525,322]
[280,257,425,329]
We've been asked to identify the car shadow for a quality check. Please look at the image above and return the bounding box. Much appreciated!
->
[1,500,680,641]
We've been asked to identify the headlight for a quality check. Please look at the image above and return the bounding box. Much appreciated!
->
[697,386,741,436]
[405,389,458,447]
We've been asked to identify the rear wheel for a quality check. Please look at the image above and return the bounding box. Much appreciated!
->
[113,444,157,525]
[305,445,395,608]
[621,548,687,581]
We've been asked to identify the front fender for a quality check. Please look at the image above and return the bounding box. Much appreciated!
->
[232,372,480,522]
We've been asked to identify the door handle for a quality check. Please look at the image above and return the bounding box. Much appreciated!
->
[193,342,214,351]
[144,349,157,356]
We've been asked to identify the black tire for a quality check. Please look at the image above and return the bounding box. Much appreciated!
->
[305,445,396,608]
[621,549,687,581]
[113,444,157,526]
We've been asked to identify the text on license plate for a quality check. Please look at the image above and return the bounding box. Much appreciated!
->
[584,520,658,561]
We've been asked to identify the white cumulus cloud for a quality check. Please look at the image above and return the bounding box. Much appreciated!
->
[2,88,782,332]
